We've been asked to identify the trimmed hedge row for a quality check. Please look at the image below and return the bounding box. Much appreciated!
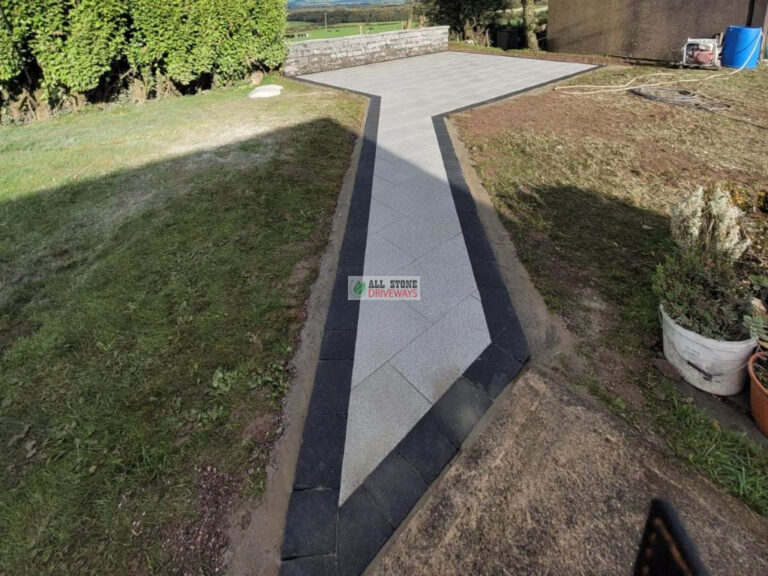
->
[0,0,286,107]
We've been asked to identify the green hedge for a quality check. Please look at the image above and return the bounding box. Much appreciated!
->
[0,0,286,105]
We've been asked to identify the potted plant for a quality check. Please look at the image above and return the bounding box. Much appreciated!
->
[746,276,768,434]
[652,186,757,395]
[749,351,768,435]
[744,274,768,349]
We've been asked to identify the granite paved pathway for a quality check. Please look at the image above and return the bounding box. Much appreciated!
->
[282,51,595,575]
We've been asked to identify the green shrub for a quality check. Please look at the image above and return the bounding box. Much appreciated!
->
[0,0,287,114]
[653,250,746,340]
[252,0,288,69]
[34,0,127,95]
[0,2,24,85]
[129,0,287,86]
[653,186,751,340]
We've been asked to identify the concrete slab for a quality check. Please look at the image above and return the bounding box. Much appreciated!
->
[341,364,431,501]
[350,300,431,387]
[391,296,490,403]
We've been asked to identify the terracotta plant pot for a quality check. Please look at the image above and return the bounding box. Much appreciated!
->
[748,351,768,436]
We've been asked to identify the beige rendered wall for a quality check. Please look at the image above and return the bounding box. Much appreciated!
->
[548,0,768,61]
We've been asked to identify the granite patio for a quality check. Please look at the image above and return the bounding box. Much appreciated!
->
[281,51,596,575]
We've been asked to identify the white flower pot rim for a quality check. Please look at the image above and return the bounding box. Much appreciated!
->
[659,305,757,347]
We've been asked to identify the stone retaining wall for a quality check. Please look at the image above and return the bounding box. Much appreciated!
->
[283,26,450,76]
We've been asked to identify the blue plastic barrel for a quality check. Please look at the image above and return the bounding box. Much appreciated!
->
[722,26,763,69]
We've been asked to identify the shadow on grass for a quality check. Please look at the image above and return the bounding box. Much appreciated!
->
[0,117,358,574]
[496,182,768,517]
[497,183,673,342]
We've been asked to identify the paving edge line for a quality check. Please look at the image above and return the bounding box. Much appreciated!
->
[224,91,371,573]
[281,62,601,576]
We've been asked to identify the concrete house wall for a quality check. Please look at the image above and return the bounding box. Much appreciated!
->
[548,0,768,62]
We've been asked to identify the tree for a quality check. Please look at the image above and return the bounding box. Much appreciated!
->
[521,0,538,50]
[423,0,508,41]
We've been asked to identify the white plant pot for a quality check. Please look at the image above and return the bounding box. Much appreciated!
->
[660,306,757,396]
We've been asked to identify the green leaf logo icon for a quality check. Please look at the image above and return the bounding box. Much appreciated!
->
[353,280,366,297]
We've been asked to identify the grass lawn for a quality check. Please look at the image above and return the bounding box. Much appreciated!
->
[455,65,768,514]
[285,21,410,42]
[0,79,364,573]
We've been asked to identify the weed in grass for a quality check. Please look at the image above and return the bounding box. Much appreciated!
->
[585,378,631,419]
[645,370,768,516]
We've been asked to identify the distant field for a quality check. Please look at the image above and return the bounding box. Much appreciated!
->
[285,21,411,42]
[287,0,405,7]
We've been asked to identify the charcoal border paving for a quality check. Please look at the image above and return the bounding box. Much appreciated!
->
[281,55,599,575]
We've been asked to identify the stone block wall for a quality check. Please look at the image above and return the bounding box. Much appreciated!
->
[283,26,450,76]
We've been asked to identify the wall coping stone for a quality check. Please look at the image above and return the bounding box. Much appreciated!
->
[284,26,450,76]
[288,25,450,48]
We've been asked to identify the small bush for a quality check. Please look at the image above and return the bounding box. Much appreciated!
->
[653,186,751,340]
[745,275,768,343]
[669,186,751,263]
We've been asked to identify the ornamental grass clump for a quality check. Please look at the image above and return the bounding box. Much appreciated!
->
[653,186,752,340]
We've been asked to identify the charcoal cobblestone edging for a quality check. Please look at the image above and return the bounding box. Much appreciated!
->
[280,90,380,573]
[283,27,450,76]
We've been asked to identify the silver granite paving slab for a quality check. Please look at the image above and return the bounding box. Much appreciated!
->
[341,363,431,501]
[372,181,455,222]
[390,295,490,403]
[361,233,414,276]
[400,239,477,323]
[377,215,460,259]
[350,300,431,387]
[368,199,402,233]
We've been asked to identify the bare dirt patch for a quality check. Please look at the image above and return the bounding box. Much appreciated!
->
[457,73,768,197]
[373,370,768,576]
[459,87,659,141]
[160,466,239,576]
